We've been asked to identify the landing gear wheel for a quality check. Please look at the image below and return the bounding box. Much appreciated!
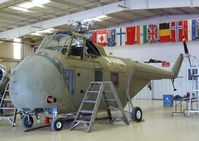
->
[22,115,34,128]
[51,118,63,131]
[131,107,142,122]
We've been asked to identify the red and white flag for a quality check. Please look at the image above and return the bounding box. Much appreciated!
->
[97,30,107,47]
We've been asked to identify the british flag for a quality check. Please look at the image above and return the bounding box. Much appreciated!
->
[148,24,158,43]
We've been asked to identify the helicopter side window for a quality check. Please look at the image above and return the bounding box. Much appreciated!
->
[85,39,100,57]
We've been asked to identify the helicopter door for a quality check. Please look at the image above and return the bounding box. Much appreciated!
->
[95,69,103,81]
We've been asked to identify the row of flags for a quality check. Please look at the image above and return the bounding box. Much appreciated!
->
[87,19,199,47]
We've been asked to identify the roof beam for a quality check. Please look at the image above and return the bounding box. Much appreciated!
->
[1,0,199,39]
[0,1,126,39]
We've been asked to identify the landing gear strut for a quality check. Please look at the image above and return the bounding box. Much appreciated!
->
[126,91,143,122]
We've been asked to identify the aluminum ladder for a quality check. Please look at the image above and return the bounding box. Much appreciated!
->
[71,81,129,133]
[0,82,17,127]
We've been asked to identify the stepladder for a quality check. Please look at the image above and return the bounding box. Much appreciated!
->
[71,81,129,133]
[0,82,18,127]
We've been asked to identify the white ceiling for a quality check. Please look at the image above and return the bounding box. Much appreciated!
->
[0,0,199,43]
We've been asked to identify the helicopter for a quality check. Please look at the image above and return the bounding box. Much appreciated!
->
[7,22,184,131]
[0,64,9,94]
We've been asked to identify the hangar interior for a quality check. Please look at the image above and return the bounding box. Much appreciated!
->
[1,0,199,141]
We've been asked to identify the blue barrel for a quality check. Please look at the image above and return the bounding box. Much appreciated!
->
[163,95,173,107]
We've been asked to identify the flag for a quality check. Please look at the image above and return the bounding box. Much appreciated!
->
[183,20,188,41]
[87,31,97,43]
[107,29,116,47]
[188,19,192,41]
[126,26,135,45]
[126,26,140,45]
[170,21,183,42]
[148,24,158,43]
[192,19,199,40]
[135,26,140,44]
[87,32,93,40]
[159,23,170,42]
[97,30,107,47]
[116,27,126,46]
[140,25,147,44]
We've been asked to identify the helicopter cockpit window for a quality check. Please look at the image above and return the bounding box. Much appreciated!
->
[40,33,71,55]
[69,37,101,58]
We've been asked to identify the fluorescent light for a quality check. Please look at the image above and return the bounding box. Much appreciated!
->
[32,0,50,5]
[11,6,29,12]
[13,38,21,60]
[18,2,36,9]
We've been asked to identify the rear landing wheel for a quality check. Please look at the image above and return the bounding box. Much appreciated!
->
[51,118,63,131]
[131,107,142,122]
[22,115,34,128]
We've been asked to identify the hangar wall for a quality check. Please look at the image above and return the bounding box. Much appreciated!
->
[0,42,33,69]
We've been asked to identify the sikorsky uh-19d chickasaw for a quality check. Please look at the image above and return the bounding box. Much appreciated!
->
[4,22,183,131]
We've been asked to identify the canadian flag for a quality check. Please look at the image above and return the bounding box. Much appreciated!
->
[97,30,107,47]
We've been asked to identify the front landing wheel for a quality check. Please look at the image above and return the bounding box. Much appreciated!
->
[131,107,142,122]
[22,115,34,128]
[51,118,63,131]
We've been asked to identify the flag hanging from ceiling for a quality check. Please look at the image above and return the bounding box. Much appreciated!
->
[107,29,116,47]
[188,19,192,41]
[126,26,140,45]
[148,24,158,43]
[87,32,93,40]
[140,25,147,44]
[87,31,97,43]
[126,26,135,45]
[135,26,140,44]
[192,19,199,40]
[183,20,188,41]
[97,30,107,47]
[116,27,126,46]
[159,23,170,42]
[170,21,183,42]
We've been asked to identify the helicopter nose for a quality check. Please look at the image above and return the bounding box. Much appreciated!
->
[9,53,68,111]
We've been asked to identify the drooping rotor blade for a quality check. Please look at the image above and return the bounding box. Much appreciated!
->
[183,38,192,67]
[183,38,189,55]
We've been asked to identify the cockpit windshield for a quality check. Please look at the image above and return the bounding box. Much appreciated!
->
[39,33,72,55]
[38,31,101,58]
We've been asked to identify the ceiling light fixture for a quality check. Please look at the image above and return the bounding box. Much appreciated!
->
[18,2,37,9]
[10,0,50,12]
[32,0,51,5]
[11,6,29,12]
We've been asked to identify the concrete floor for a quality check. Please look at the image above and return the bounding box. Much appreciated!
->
[1,100,199,141]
